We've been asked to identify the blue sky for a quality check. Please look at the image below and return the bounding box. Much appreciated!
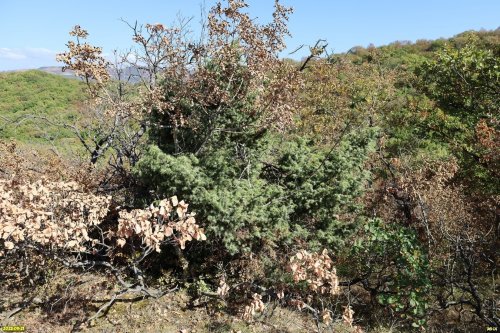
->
[0,0,498,70]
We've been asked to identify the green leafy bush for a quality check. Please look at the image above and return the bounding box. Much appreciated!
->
[349,219,431,327]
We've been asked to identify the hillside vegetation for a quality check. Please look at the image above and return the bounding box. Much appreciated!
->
[0,3,498,332]
[0,70,84,151]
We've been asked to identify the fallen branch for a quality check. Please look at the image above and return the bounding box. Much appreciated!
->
[69,284,178,331]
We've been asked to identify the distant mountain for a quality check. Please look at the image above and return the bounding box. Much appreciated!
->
[37,66,78,78]
[0,66,79,79]
[36,65,148,83]
[1,65,147,83]
[108,65,149,83]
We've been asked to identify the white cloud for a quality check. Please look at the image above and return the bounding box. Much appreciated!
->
[0,48,28,60]
[25,47,58,56]
[0,47,61,71]
[125,53,137,63]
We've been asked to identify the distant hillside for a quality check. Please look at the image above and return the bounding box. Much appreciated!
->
[2,65,146,82]
[0,70,85,150]
[38,65,146,83]
[1,29,497,153]
[38,66,78,78]
[344,28,500,68]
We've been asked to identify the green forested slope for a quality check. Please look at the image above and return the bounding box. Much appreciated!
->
[0,70,84,148]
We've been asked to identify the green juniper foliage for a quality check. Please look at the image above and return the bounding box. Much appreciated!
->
[135,123,377,254]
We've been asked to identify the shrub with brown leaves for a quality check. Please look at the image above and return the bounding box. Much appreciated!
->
[114,196,206,252]
[288,249,340,296]
[0,178,111,256]
[0,176,205,269]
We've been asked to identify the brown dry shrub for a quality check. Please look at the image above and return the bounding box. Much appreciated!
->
[288,249,340,296]
[371,155,499,327]
[0,140,206,301]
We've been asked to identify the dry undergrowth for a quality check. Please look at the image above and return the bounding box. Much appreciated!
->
[1,267,320,333]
